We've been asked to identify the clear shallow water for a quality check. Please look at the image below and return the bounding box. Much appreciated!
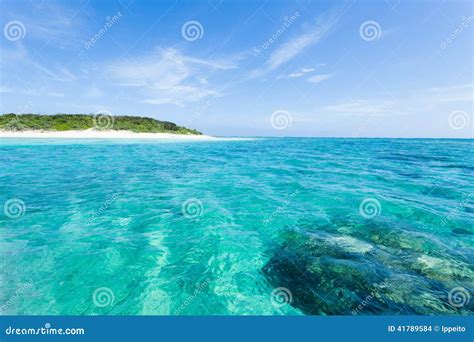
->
[0,138,472,315]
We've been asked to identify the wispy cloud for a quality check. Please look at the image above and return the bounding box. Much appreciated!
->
[47,92,65,98]
[1,39,78,84]
[28,60,78,82]
[107,48,234,106]
[85,84,103,98]
[323,100,395,115]
[2,2,88,49]
[307,74,332,84]
[424,83,473,103]
[0,86,66,98]
[286,67,315,78]
[253,12,340,78]
[142,86,219,105]
[267,31,322,70]
[278,64,327,79]
[0,86,13,94]
[321,83,473,117]
[183,56,238,71]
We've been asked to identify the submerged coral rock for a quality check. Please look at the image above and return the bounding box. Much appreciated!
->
[262,229,390,315]
[452,228,472,235]
[262,225,473,315]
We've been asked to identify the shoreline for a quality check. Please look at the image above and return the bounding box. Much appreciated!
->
[0,130,220,140]
[0,130,470,140]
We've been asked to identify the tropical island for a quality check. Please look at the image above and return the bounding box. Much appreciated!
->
[0,114,212,139]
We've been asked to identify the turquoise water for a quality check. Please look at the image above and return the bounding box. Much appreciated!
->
[0,138,472,315]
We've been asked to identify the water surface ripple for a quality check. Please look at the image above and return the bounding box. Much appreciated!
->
[0,138,472,315]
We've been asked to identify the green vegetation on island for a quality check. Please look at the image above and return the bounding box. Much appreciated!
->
[0,114,201,135]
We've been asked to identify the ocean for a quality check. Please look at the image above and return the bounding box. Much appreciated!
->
[0,138,472,315]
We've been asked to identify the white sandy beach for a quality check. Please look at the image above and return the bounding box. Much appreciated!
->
[0,129,221,140]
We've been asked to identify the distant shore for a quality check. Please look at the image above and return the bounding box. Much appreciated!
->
[0,129,219,140]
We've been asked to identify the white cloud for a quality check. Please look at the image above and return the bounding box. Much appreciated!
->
[21,3,87,49]
[0,86,65,98]
[85,84,103,98]
[287,67,315,78]
[107,48,232,106]
[47,92,65,97]
[108,49,188,88]
[0,40,77,84]
[1,2,88,51]
[183,56,238,70]
[307,74,332,84]
[323,100,395,115]
[250,12,339,78]
[321,83,473,118]
[0,86,13,93]
[280,64,327,79]
[0,43,28,65]
[29,61,77,82]
[300,67,316,73]
[425,83,473,103]
[267,31,321,70]
[143,86,218,105]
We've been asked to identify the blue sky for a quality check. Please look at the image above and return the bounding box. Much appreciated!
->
[0,0,472,137]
